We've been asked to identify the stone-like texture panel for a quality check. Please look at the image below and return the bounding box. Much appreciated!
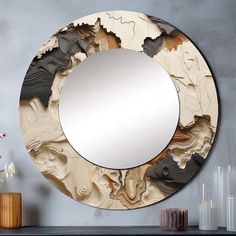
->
[19,11,219,209]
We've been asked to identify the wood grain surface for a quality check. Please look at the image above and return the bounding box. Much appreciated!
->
[0,192,22,228]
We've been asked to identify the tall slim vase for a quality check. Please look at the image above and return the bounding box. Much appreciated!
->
[213,166,226,227]
[198,183,217,230]
[226,165,236,231]
[213,165,236,228]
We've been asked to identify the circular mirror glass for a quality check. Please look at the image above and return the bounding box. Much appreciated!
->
[59,49,179,169]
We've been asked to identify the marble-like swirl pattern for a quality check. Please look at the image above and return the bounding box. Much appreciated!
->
[19,11,219,209]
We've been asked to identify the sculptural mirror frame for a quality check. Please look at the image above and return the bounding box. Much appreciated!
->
[19,11,219,209]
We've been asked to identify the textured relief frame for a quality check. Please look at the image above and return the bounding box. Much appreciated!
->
[19,11,219,209]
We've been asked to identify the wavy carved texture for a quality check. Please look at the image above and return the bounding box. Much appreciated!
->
[143,16,188,58]
[20,20,120,108]
[19,11,218,209]
[147,153,205,194]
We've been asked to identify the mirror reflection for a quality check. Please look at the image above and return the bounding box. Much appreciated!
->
[59,49,179,169]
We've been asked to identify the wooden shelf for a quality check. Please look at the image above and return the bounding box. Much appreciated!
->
[0,226,235,235]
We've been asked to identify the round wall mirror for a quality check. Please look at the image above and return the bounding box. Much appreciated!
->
[19,11,219,209]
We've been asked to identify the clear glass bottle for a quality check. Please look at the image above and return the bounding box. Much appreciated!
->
[199,183,218,230]
[226,195,236,232]
[226,165,236,231]
[213,166,227,227]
